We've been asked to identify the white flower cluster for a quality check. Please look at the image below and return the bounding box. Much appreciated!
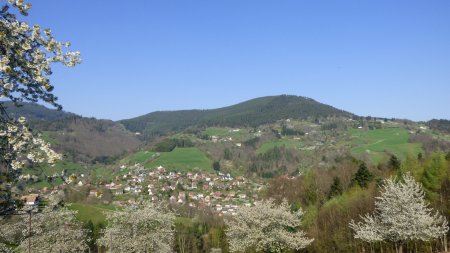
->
[225,199,313,253]
[350,173,449,245]
[1,116,61,170]
[98,202,175,253]
[1,0,80,107]
[0,207,89,252]
[6,0,31,15]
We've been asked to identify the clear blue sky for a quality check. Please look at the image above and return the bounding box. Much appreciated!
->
[24,0,450,121]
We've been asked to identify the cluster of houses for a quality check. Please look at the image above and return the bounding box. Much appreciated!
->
[20,162,265,216]
[98,165,264,215]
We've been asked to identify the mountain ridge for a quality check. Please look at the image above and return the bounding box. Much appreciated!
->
[119,95,354,137]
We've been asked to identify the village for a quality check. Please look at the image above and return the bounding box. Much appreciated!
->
[20,163,266,216]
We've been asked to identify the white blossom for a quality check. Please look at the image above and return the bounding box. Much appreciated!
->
[225,199,313,253]
[1,116,61,170]
[1,0,77,215]
[0,207,89,253]
[1,0,80,106]
[97,202,175,253]
[350,173,449,248]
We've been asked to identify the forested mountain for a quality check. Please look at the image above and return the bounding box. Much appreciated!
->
[1,101,75,121]
[120,95,353,137]
[2,102,142,163]
[34,117,142,162]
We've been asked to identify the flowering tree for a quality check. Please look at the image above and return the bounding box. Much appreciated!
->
[225,199,313,253]
[0,207,89,252]
[350,173,449,253]
[0,0,80,215]
[97,202,175,253]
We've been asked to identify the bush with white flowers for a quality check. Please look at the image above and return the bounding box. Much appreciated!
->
[225,199,313,253]
[1,0,80,215]
[350,173,448,253]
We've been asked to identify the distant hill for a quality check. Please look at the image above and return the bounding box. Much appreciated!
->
[427,119,450,134]
[1,101,76,121]
[3,102,141,163]
[119,95,353,137]
[35,117,142,162]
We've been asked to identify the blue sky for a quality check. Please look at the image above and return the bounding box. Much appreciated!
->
[24,0,450,121]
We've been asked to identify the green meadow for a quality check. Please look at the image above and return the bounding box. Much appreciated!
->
[257,138,303,154]
[24,161,88,189]
[349,127,422,163]
[145,147,213,172]
[68,203,117,225]
[122,150,157,164]
[203,127,252,142]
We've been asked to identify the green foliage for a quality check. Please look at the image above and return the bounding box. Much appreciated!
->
[314,186,375,253]
[303,170,319,205]
[420,153,449,202]
[389,154,401,170]
[281,125,305,136]
[328,176,343,199]
[213,161,221,171]
[351,163,373,188]
[258,146,282,162]
[154,137,194,152]
[91,155,117,165]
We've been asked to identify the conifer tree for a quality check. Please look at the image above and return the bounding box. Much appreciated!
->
[328,176,343,199]
[351,162,373,188]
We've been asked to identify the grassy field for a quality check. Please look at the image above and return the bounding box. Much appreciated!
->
[24,161,88,188]
[203,127,252,142]
[257,138,303,154]
[349,127,422,163]
[145,147,213,172]
[23,161,87,177]
[68,203,117,225]
[122,150,157,164]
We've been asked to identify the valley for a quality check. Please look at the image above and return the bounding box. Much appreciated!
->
[4,95,450,253]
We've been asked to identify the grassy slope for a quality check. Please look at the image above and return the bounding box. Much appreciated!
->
[24,161,87,188]
[68,203,117,225]
[256,138,303,154]
[349,127,422,163]
[203,127,253,142]
[146,147,213,172]
[122,150,157,164]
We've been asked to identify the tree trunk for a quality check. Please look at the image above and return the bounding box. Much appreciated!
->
[444,234,448,252]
